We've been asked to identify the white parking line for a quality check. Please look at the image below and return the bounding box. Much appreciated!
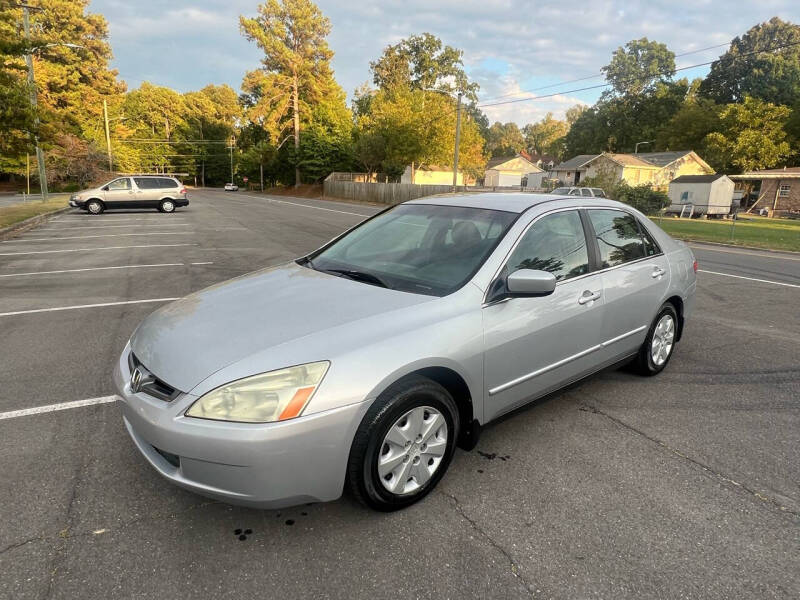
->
[3,232,192,243]
[233,192,374,218]
[0,395,119,421]
[0,262,213,278]
[43,223,190,230]
[698,269,800,289]
[0,297,180,317]
[0,243,195,256]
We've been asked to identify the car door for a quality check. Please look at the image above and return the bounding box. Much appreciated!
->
[133,177,160,207]
[585,208,670,362]
[482,209,606,422]
[102,177,134,207]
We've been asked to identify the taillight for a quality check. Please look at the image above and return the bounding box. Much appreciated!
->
[693,259,698,273]
[179,188,187,195]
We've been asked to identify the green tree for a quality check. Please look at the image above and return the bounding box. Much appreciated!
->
[601,38,676,97]
[240,0,337,186]
[370,33,479,101]
[656,96,721,156]
[703,96,791,172]
[565,104,587,125]
[486,122,525,157]
[355,87,485,180]
[699,17,800,105]
[522,113,568,156]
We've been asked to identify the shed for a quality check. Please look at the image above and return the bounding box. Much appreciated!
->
[667,174,734,216]
[484,154,539,187]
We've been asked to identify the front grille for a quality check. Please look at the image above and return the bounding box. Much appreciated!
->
[152,445,180,468]
[128,351,181,402]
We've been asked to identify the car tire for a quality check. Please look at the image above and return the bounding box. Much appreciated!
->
[634,302,678,376]
[159,199,175,213]
[347,375,459,511]
[86,199,104,215]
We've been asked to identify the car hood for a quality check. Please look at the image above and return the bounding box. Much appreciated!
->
[130,262,432,393]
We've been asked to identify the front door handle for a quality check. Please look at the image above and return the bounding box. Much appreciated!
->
[578,290,601,305]
[652,266,666,278]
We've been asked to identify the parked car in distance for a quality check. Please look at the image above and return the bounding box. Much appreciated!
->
[114,193,697,512]
[224,183,239,191]
[551,186,606,198]
[69,176,189,214]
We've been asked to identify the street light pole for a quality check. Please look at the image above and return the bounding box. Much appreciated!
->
[22,6,48,202]
[452,92,462,192]
[635,140,654,154]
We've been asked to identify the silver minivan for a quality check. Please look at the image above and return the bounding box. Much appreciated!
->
[69,175,189,214]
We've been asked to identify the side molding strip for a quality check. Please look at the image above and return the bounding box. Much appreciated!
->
[488,325,647,396]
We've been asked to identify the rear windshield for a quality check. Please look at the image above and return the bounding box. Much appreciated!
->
[305,204,517,296]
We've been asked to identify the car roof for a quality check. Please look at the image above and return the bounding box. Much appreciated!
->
[406,192,625,214]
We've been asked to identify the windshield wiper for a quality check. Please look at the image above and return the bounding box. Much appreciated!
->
[323,268,390,289]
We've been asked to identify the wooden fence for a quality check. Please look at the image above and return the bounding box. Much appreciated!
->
[324,174,465,204]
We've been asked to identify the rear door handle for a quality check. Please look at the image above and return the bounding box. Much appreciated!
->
[578,290,601,305]
[652,267,666,278]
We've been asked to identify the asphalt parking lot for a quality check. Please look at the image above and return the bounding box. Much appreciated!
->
[1,189,798,600]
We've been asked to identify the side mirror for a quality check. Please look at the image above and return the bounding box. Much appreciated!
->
[506,269,557,297]
[101,186,109,191]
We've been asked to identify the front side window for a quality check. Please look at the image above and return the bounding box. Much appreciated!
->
[505,211,589,282]
[107,178,131,191]
[580,188,592,197]
[588,209,645,267]
[308,204,517,296]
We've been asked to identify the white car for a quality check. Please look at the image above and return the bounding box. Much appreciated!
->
[551,186,606,198]
[224,183,239,192]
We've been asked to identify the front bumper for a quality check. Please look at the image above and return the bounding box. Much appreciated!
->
[69,199,85,208]
[113,345,369,508]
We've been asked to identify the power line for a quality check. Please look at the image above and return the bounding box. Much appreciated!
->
[476,38,800,109]
[477,41,734,105]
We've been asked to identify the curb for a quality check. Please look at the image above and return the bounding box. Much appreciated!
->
[679,238,800,256]
[0,206,72,241]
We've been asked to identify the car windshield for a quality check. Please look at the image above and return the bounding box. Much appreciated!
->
[551,187,570,194]
[305,203,517,296]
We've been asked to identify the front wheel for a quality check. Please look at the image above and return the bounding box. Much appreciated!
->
[347,376,459,511]
[86,199,104,215]
[634,303,678,375]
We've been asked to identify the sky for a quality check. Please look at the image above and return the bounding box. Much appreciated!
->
[90,0,799,126]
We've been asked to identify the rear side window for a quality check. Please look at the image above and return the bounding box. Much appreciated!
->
[592,189,606,198]
[588,209,645,267]
[134,178,156,189]
[506,211,590,282]
[638,220,662,256]
[158,178,179,188]
[580,188,592,197]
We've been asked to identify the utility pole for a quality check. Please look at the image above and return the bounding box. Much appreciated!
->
[228,136,235,184]
[26,153,30,196]
[103,99,113,172]
[452,92,462,192]
[22,5,48,202]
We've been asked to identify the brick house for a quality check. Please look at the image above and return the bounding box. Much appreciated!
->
[730,167,800,216]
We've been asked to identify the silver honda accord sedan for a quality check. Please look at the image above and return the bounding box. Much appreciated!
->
[113,193,697,511]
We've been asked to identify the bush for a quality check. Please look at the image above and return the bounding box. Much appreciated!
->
[579,174,669,216]
[613,182,670,215]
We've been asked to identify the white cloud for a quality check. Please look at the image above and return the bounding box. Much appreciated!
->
[90,0,800,125]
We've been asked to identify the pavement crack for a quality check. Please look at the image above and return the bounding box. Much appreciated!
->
[581,402,800,519]
[440,491,541,598]
[0,535,41,556]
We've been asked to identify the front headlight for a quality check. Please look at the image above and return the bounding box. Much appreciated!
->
[185,361,329,423]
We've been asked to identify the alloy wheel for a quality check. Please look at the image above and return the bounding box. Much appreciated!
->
[651,314,675,366]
